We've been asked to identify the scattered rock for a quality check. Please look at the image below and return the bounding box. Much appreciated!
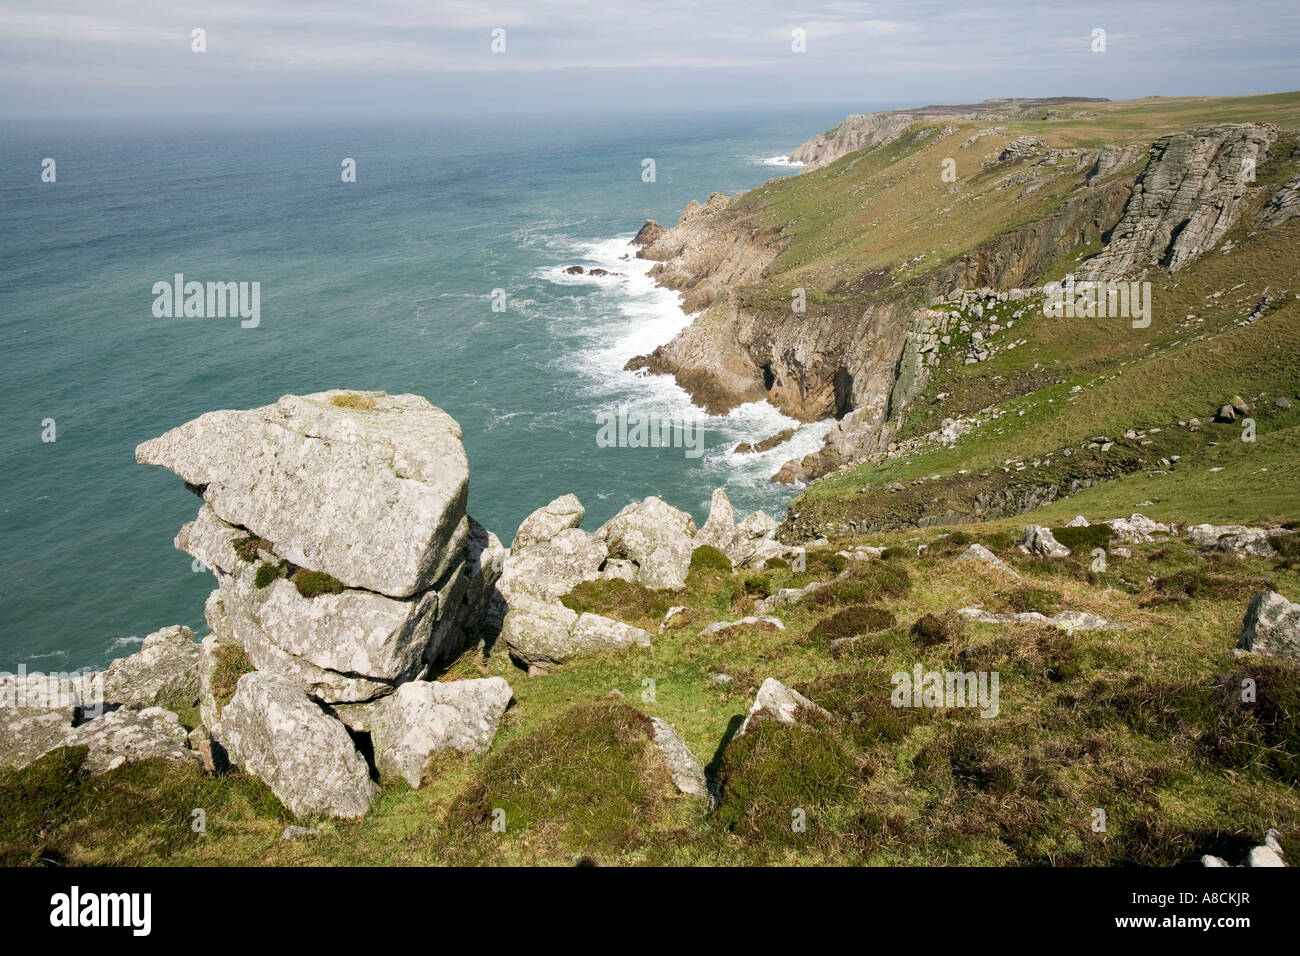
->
[281,825,321,840]
[1187,523,1276,558]
[954,543,1020,578]
[737,678,831,736]
[649,717,708,800]
[1106,513,1170,543]
[699,616,785,637]
[1237,591,1300,661]
[957,607,1125,631]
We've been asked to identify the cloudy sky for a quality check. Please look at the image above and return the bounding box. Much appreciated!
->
[2,0,1298,117]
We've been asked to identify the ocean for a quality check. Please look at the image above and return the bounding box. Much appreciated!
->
[0,106,857,672]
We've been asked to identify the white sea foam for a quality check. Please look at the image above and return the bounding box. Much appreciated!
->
[542,234,830,488]
[757,155,804,167]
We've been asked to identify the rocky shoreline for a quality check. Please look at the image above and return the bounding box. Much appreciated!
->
[623,112,1298,489]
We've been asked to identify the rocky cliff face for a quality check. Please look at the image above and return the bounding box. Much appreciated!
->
[628,158,1136,481]
[631,192,786,315]
[630,115,1295,486]
[1082,124,1279,277]
[788,97,1110,169]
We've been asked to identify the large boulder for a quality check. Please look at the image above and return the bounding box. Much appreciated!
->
[497,528,607,603]
[1018,525,1071,558]
[215,672,377,819]
[137,390,470,599]
[1187,523,1276,558]
[599,497,697,589]
[63,706,199,776]
[499,599,651,668]
[511,494,585,552]
[363,677,513,787]
[103,625,199,710]
[1237,591,1300,661]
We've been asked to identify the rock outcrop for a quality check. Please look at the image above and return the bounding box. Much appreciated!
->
[63,706,199,776]
[137,390,471,598]
[1018,525,1071,558]
[135,390,508,818]
[511,494,585,552]
[1187,523,1277,558]
[102,625,200,709]
[1081,124,1279,277]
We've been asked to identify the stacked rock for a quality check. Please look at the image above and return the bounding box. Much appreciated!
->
[137,390,512,818]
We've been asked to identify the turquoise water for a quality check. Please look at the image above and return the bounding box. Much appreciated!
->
[0,107,854,671]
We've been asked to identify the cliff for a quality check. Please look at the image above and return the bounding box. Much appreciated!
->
[626,94,1300,508]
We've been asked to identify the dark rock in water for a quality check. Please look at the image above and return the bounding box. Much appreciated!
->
[631,219,666,247]
[564,265,585,275]
[733,428,796,455]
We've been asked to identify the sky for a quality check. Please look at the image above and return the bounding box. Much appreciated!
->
[1,0,1298,118]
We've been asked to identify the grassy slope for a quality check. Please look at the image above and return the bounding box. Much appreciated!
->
[5,537,1298,866]
[4,93,1299,867]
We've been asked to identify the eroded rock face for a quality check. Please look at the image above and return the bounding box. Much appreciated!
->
[216,672,377,819]
[103,625,200,710]
[364,677,513,787]
[137,390,470,599]
[1237,591,1300,661]
[1082,124,1279,277]
[1258,174,1300,229]
[511,494,585,552]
